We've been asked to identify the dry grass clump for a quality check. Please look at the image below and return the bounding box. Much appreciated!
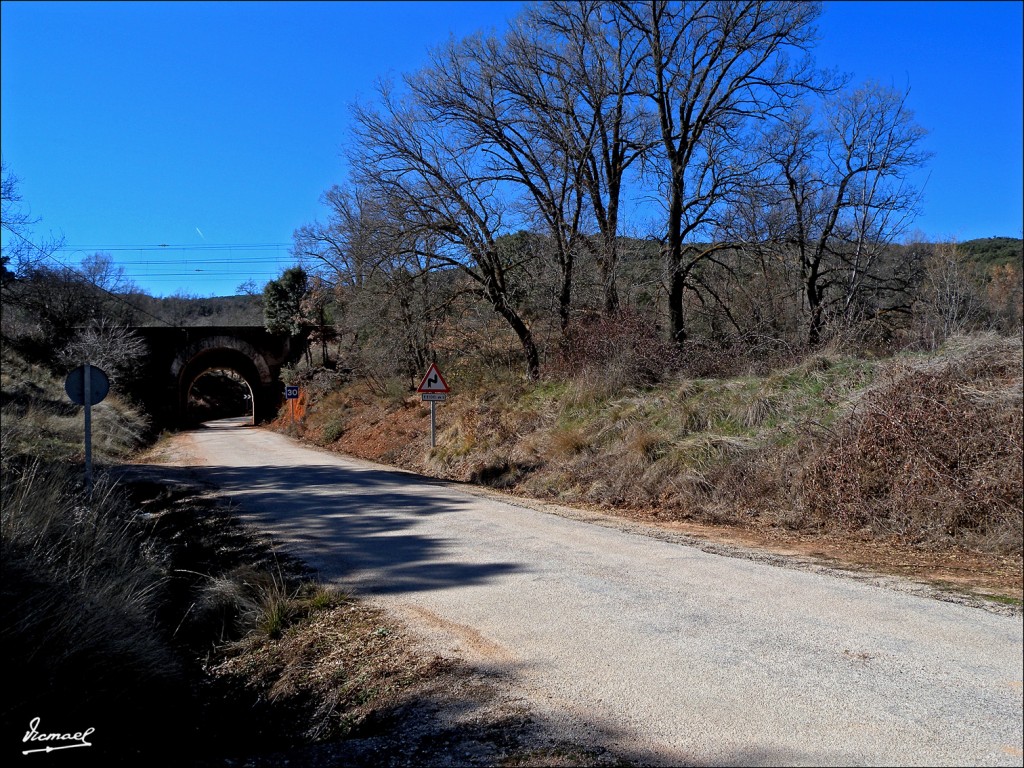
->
[0,461,191,763]
[547,425,592,458]
[626,425,670,463]
[737,392,784,429]
[207,600,444,747]
[801,333,1023,553]
[186,564,331,643]
[91,399,151,457]
[0,401,81,459]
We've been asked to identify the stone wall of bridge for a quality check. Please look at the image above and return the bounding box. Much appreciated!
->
[126,326,301,428]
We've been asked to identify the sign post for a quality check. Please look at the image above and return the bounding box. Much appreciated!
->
[416,363,450,448]
[285,385,299,423]
[65,363,110,497]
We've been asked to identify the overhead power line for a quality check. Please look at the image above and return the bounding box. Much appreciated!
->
[51,244,301,282]
[104,258,293,265]
[44,243,303,288]
[57,242,293,252]
[120,270,285,277]
[4,230,177,327]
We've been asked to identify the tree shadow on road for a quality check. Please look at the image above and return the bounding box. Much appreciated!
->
[113,462,868,768]
[122,461,524,596]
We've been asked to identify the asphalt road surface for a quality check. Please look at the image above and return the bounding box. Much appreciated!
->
[161,419,1024,766]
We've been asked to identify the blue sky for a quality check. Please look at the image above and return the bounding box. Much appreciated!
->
[2,0,1021,298]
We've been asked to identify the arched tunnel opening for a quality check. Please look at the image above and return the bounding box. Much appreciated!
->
[178,347,268,427]
[187,368,254,425]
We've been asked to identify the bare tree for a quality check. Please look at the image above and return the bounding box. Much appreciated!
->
[1,159,64,284]
[416,2,660,326]
[293,184,451,381]
[300,275,338,367]
[528,0,656,315]
[619,0,821,345]
[764,82,929,344]
[7,252,138,350]
[57,320,148,388]
[915,241,988,348]
[411,27,592,332]
[293,185,403,292]
[350,80,542,380]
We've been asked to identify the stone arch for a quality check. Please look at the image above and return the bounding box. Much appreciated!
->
[171,335,273,385]
[171,336,275,425]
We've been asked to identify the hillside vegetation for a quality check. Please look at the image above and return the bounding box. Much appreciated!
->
[278,332,1023,597]
[960,236,1024,268]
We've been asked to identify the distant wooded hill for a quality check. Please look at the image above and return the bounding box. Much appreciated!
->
[127,292,264,327]
[124,236,1020,331]
[958,237,1023,267]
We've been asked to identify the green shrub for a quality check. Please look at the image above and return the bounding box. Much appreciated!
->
[322,416,346,444]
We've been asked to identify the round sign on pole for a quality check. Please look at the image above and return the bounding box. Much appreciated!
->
[65,364,110,406]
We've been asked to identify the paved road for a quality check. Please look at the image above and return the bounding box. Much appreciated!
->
[160,420,1024,766]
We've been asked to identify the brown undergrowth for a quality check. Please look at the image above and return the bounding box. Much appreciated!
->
[802,335,1023,552]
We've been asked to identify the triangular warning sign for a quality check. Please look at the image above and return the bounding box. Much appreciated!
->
[416,362,450,393]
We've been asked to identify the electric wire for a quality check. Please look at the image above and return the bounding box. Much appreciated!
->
[4,230,179,327]
[52,243,298,287]
[59,243,292,251]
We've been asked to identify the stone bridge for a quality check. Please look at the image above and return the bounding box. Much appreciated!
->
[128,325,302,428]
